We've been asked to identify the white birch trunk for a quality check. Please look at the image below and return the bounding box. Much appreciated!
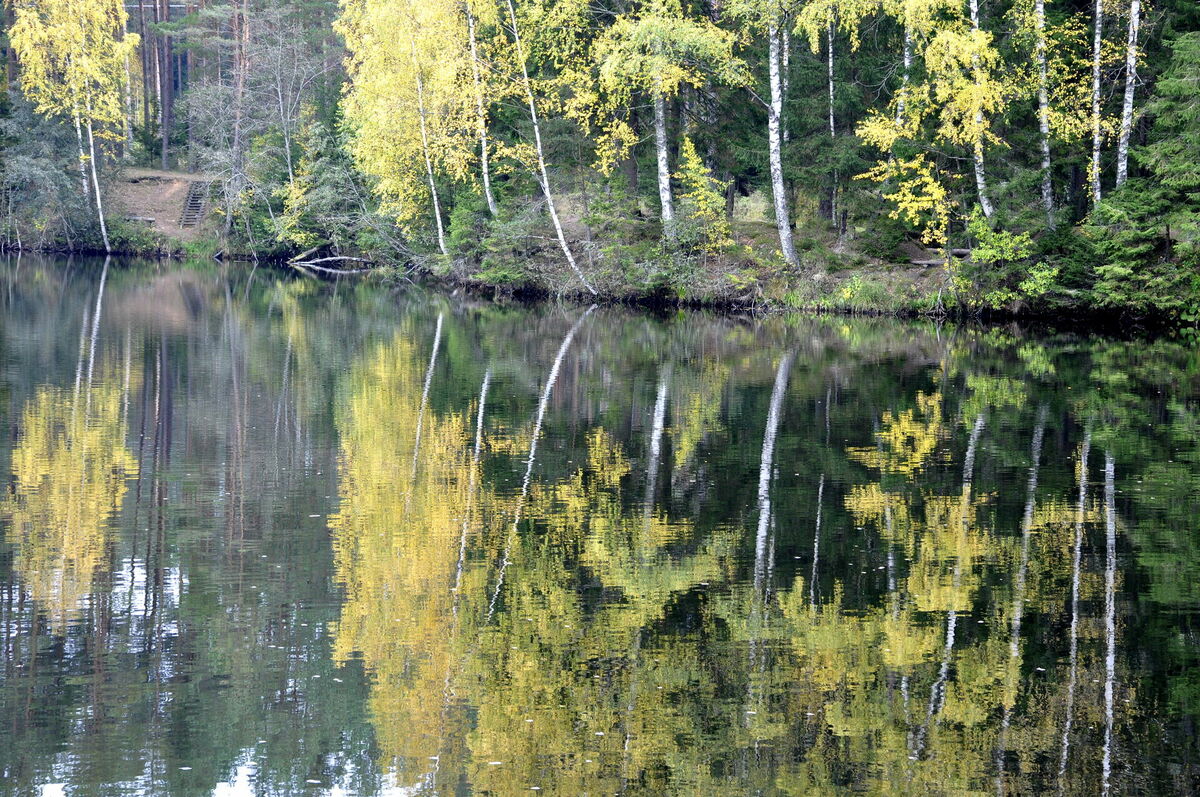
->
[1058,429,1092,785]
[504,0,597,295]
[653,84,674,231]
[897,25,912,124]
[969,0,995,218]
[827,21,835,139]
[84,110,111,253]
[1091,0,1104,204]
[73,111,90,200]
[767,20,798,267]
[782,24,791,143]
[465,5,499,216]
[1115,0,1141,187]
[1035,0,1054,222]
[409,36,448,256]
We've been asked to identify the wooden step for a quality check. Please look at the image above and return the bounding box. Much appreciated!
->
[179,181,211,227]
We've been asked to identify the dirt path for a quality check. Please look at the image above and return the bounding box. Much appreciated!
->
[111,167,216,244]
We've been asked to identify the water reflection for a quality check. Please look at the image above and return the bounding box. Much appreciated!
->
[1,255,1198,794]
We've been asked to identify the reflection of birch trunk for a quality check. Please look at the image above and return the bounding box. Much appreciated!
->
[1102,451,1117,796]
[643,368,671,528]
[410,313,444,489]
[915,413,984,757]
[487,307,595,621]
[453,369,491,612]
[753,351,794,593]
[1058,427,1092,790]
[85,257,110,414]
[995,406,1047,793]
[809,474,825,607]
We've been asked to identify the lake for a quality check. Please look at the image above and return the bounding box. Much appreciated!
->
[1,256,1198,795]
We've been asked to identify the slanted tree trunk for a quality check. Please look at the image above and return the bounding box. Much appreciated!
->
[653,82,674,234]
[1091,0,1104,204]
[503,0,596,295]
[1115,0,1141,187]
[968,0,995,217]
[487,306,594,621]
[1035,0,1054,223]
[767,20,798,267]
[84,112,112,253]
[408,34,448,256]
[465,4,498,216]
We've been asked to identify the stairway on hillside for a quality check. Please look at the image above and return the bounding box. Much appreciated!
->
[179,181,211,228]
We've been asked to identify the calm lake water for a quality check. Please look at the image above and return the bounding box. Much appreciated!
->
[2,256,1199,795]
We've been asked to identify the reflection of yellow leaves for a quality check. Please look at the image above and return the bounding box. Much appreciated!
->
[3,382,136,632]
[329,332,487,775]
[848,391,947,476]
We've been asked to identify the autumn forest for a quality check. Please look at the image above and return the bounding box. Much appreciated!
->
[0,0,1198,316]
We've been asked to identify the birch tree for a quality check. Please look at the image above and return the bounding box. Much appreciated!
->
[499,0,596,294]
[592,0,745,240]
[729,0,800,266]
[1114,0,1142,187]
[1091,0,1104,203]
[9,0,138,253]
[338,0,471,254]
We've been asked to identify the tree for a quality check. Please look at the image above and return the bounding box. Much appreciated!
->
[338,0,471,256]
[591,0,745,240]
[8,0,138,252]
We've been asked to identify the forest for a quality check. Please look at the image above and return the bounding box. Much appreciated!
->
[0,0,1198,317]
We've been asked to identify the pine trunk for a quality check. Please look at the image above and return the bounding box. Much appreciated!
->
[767,21,798,267]
[1115,0,1141,187]
[503,0,596,294]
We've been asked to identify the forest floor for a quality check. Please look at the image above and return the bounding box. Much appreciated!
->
[110,167,215,245]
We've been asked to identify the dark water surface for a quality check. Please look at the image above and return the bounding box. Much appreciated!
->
[2,256,1199,795]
